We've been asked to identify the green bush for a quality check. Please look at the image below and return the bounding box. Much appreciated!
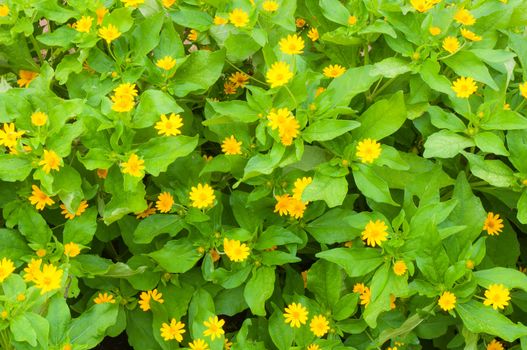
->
[1,0,527,349]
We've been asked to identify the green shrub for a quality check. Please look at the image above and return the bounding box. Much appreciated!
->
[0,0,527,349]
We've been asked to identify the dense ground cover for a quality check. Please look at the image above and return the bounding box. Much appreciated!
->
[1,0,527,349]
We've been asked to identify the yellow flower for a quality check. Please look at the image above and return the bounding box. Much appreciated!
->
[135,202,157,219]
[74,16,93,33]
[283,302,308,328]
[288,198,307,219]
[483,212,504,236]
[224,338,232,350]
[121,153,145,177]
[390,294,396,309]
[98,24,121,44]
[34,263,63,294]
[323,64,346,78]
[60,200,88,220]
[221,135,242,155]
[224,82,237,95]
[429,26,441,36]
[442,36,460,54]
[187,29,198,41]
[189,339,209,350]
[348,15,357,25]
[274,194,292,216]
[519,82,527,99]
[393,261,407,276]
[17,293,26,302]
[39,149,62,174]
[354,283,366,295]
[189,183,216,209]
[267,108,291,130]
[307,27,319,42]
[96,6,108,25]
[156,56,176,70]
[36,249,46,258]
[356,139,382,163]
[460,28,482,41]
[292,177,312,200]
[483,284,510,310]
[278,116,300,146]
[438,291,456,311]
[229,8,249,28]
[0,123,25,148]
[121,0,144,7]
[279,34,305,55]
[17,70,38,88]
[156,192,174,213]
[310,315,329,337]
[229,72,250,88]
[411,0,434,12]
[155,113,183,136]
[138,289,164,312]
[466,259,475,269]
[223,238,250,262]
[23,259,42,282]
[454,8,476,26]
[315,87,326,97]
[295,18,306,27]
[203,315,225,340]
[487,339,504,350]
[160,318,185,342]
[64,242,81,257]
[213,16,228,25]
[162,0,176,7]
[0,4,9,16]
[0,258,15,283]
[307,345,320,350]
[31,111,48,126]
[94,292,116,304]
[359,286,371,307]
[362,220,389,247]
[29,185,55,211]
[262,0,279,12]
[111,94,135,112]
[451,77,477,98]
[266,61,293,88]
[114,83,138,98]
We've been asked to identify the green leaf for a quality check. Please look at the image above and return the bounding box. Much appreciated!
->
[133,214,185,244]
[132,90,183,128]
[0,228,31,261]
[302,120,360,142]
[307,260,342,308]
[149,239,202,273]
[139,135,199,176]
[131,12,163,59]
[518,191,527,224]
[302,172,348,208]
[18,206,53,246]
[206,99,259,124]
[463,152,516,188]
[333,293,359,321]
[474,132,509,156]
[319,0,350,25]
[0,155,32,182]
[170,8,212,31]
[480,110,527,130]
[244,267,276,316]
[225,33,261,62]
[423,130,475,158]
[254,226,302,250]
[444,51,498,90]
[428,105,465,132]
[305,209,363,244]
[268,308,293,350]
[353,164,398,206]
[359,20,397,38]
[420,59,455,96]
[46,295,71,346]
[457,300,527,342]
[69,303,119,348]
[474,267,527,292]
[36,26,77,47]
[11,314,37,346]
[170,49,225,97]
[63,207,98,245]
[316,248,384,277]
[372,57,411,78]
[353,91,407,141]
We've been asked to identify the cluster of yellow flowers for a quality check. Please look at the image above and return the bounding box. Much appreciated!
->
[267,108,300,146]
[23,258,64,295]
[274,177,312,219]
[111,83,138,112]
[159,314,226,349]
[224,72,250,95]
[283,302,330,338]
[438,283,511,313]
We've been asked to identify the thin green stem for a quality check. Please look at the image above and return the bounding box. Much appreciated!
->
[106,42,122,75]
[285,85,298,106]
[369,77,396,100]
[226,60,268,86]
[514,98,526,112]
[29,34,43,62]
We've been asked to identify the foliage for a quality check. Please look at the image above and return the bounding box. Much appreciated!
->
[0,0,527,349]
